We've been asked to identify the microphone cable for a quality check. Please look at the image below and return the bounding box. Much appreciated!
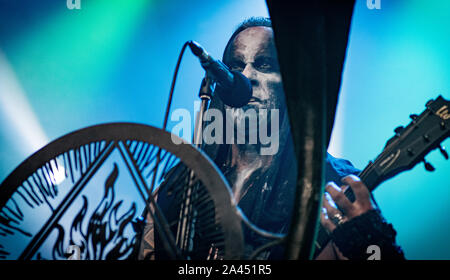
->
[138,41,193,260]
[149,41,191,195]
[162,41,190,131]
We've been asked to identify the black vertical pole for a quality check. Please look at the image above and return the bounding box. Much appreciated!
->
[265,1,355,259]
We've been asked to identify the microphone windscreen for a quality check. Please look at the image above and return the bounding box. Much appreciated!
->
[215,70,252,108]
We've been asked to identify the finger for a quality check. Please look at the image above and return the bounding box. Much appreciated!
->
[322,193,349,228]
[320,207,336,232]
[325,182,353,215]
[323,194,348,224]
[322,193,339,216]
[341,175,371,207]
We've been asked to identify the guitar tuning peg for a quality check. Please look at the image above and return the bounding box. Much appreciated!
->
[423,159,435,172]
[409,114,418,120]
[394,126,404,135]
[439,145,449,160]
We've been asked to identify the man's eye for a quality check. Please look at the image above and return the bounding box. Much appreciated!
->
[229,64,245,72]
[255,58,276,72]
[256,63,272,72]
[259,62,271,69]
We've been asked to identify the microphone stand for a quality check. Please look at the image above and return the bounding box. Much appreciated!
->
[176,73,214,254]
[193,74,214,148]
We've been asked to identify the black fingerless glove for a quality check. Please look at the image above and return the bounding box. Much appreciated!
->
[330,209,405,260]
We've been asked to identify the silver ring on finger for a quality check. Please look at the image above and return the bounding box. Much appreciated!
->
[331,213,345,226]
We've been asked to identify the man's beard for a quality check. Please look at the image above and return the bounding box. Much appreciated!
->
[225,105,283,150]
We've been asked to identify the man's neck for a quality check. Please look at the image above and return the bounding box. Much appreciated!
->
[229,144,273,202]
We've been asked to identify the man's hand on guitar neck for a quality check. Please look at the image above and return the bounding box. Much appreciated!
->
[316,175,374,260]
[318,175,405,260]
[320,175,375,232]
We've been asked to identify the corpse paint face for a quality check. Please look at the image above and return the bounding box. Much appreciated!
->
[223,26,286,145]
[224,26,285,112]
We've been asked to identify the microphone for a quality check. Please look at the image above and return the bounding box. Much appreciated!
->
[188,40,252,107]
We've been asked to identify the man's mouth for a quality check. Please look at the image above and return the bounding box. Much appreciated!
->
[248,97,263,104]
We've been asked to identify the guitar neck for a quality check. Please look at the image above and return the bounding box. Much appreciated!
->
[312,95,450,258]
[343,160,382,202]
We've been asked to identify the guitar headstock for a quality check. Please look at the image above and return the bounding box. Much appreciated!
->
[367,95,450,190]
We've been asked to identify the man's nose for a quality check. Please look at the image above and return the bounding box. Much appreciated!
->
[242,64,258,87]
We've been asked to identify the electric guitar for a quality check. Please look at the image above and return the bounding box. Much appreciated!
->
[313,95,450,257]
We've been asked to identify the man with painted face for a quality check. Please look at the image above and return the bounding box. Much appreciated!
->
[202,17,405,260]
[140,17,405,260]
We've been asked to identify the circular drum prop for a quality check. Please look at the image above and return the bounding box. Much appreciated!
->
[0,123,243,260]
